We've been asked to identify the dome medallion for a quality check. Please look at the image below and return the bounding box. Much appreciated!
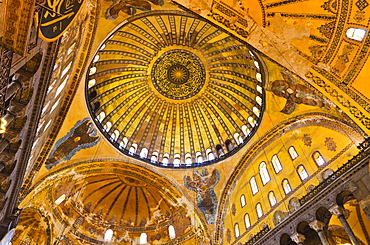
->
[86,11,265,168]
[151,50,205,100]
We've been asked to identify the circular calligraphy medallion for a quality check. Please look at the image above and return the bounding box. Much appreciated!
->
[151,50,205,100]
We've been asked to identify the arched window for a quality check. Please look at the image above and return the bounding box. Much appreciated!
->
[104,229,113,241]
[256,96,262,106]
[346,27,367,41]
[241,125,250,137]
[120,137,128,149]
[140,148,148,158]
[88,79,96,88]
[89,66,97,75]
[173,154,181,166]
[271,154,283,173]
[196,152,203,163]
[93,55,100,63]
[104,121,112,132]
[168,225,176,239]
[225,139,234,151]
[97,111,105,122]
[206,149,215,161]
[259,162,270,185]
[216,144,224,157]
[288,146,298,160]
[256,72,262,82]
[56,76,68,98]
[129,143,137,155]
[151,152,158,162]
[139,233,147,244]
[240,194,246,208]
[282,179,292,194]
[54,194,66,205]
[256,85,263,93]
[162,154,169,165]
[253,107,260,117]
[61,61,72,78]
[256,203,263,218]
[185,153,192,166]
[248,116,256,127]
[250,176,258,195]
[268,191,277,207]
[312,151,326,166]
[244,213,251,229]
[111,130,120,141]
[234,223,240,238]
[297,165,309,181]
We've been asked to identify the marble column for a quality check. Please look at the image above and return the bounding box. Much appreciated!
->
[329,205,360,245]
[291,233,305,245]
[309,220,329,245]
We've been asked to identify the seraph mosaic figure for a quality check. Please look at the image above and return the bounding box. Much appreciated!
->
[184,168,220,224]
[271,71,331,114]
[45,118,100,169]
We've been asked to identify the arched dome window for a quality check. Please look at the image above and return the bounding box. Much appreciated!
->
[104,229,113,241]
[253,107,260,117]
[196,152,203,164]
[151,152,158,162]
[256,203,263,218]
[129,143,137,155]
[244,213,251,229]
[312,151,326,166]
[168,225,176,240]
[140,148,148,158]
[241,125,250,137]
[268,191,277,207]
[271,154,282,173]
[234,223,240,238]
[297,165,309,181]
[173,154,181,166]
[111,130,120,141]
[89,66,97,75]
[97,111,105,122]
[103,121,112,132]
[250,176,258,195]
[240,194,246,208]
[282,179,292,194]
[248,116,256,127]
[162,154,169,165]
[288,146,298,160]
[88,79,96,88]
[185,153,192,166]
[256,96,262,106]
[206,149,215,161]
[259,162,270,185]
[139,233,147,244]
[120,137,128,149]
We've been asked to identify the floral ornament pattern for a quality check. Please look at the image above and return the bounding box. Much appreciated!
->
[325,137,337,151]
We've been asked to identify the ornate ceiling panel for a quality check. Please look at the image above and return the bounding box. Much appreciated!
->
[86,10,265,167]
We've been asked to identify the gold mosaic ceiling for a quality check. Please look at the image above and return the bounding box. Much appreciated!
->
[86,10,265,167]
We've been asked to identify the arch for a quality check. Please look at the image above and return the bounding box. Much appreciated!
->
[151,152,158,163]
[173,153,181,166]
[103,121,112,132]
[129,143,137,155]
[168,225,176,239]
[259,161,270,185]
[111,129,120,141]
[271,154,282,173]
[280,233,295,245]
[312,151,326,166]
[196,152,203,163]
[268,191,277,207]
[97,111,105,122]
[336,190,355,206]
[253,107,260,117]
[288,146,298,160]
[139,148,148,158]
[139,233,147,244]
[119,137,128,149]
[225,139,234,151]
[185,153,192,165]
[215,144,224,157]
[282,179,292,194]
[256,202,263,218]
[206,148,215,161]
[250,176,258,195]
[162,154,169,165]
[244,213,250,229]
[241,125,250,137]
[104,229,113,241]
[240,194,246,208]
[315,207,332,225]
[234,223,240,238]
[297,165,309,181]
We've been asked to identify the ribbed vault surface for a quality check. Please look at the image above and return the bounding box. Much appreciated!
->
[86,10,265,167]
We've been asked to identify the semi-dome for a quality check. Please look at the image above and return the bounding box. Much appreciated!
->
[86,10,265,167]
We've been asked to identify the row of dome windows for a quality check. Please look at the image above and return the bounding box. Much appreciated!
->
[103,226,176,243]
[93,111,261,165]
[233,150,327,238]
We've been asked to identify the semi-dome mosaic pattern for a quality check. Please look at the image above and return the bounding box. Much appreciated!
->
[86,10,265,167]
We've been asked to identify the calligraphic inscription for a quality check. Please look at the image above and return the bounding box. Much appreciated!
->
[151,49,205,100]
[39,0,84,41]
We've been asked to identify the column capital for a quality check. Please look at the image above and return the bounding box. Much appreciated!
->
[329,205,345,217]
[309,220,326,232]
[290,233,305,244]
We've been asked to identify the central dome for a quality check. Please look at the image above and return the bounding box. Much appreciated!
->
[86,11,265,168]
[151,49,205,99]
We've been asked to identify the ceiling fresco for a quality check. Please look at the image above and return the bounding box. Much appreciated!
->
[86,10,265,167]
